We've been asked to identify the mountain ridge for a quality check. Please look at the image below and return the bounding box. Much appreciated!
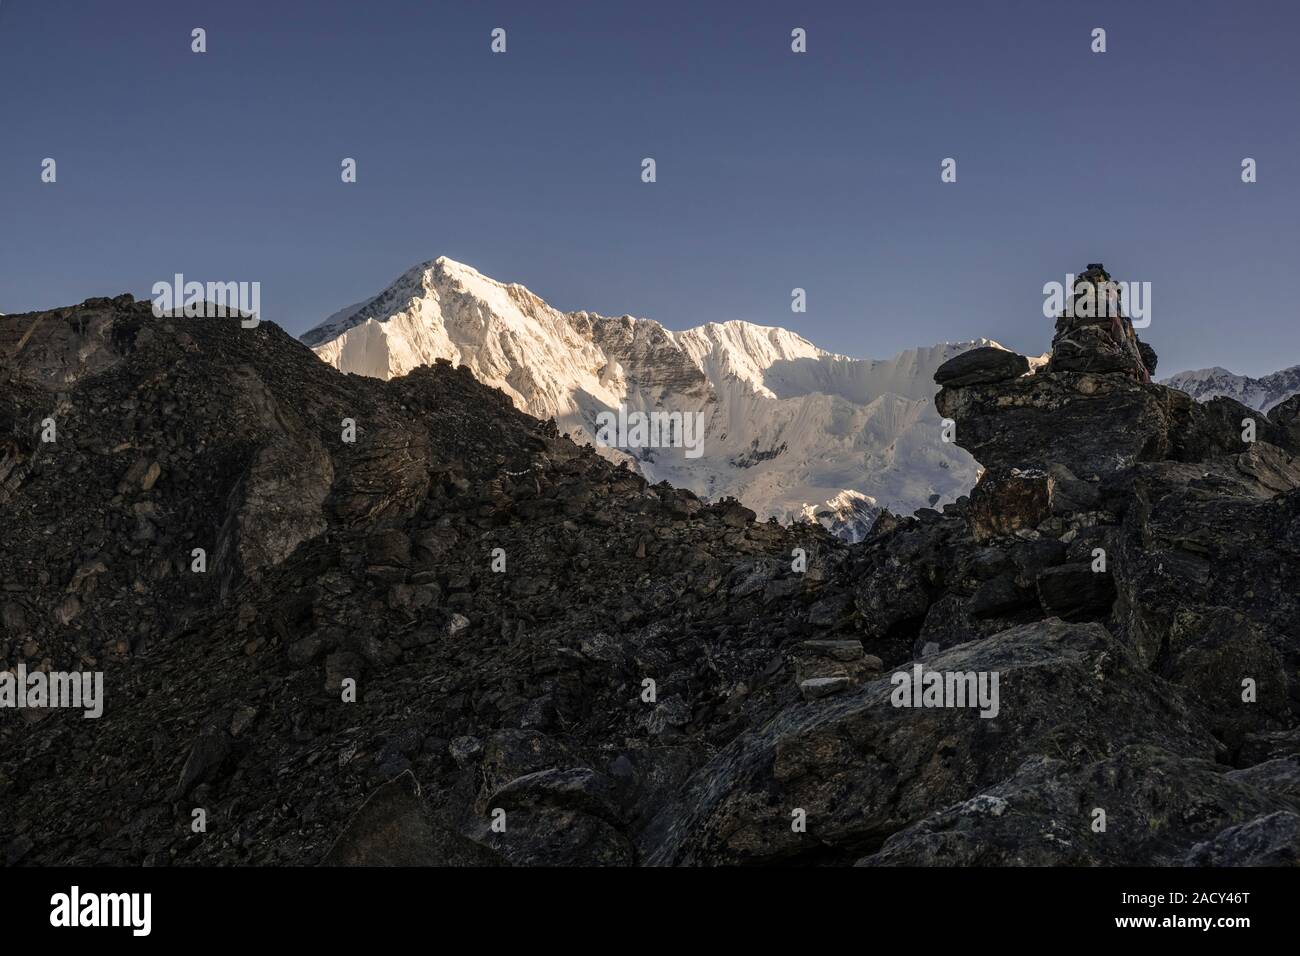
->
[1162,363,1300,412]
[303,256,999,540]
[6,274,1300,866]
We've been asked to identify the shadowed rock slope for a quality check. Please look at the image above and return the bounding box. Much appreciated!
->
[2,275,1299,867]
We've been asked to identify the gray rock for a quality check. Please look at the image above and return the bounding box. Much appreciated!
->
[799,676,852,700]
[645,620,1218,865]
[859,747,1297,866]
[1184,811,1300,866]
[174,732,232,799]
[934,347,1029,388]
[324,771,505,866]
[1035,563,1116,621]
[967,467,1053,542]
[448,735,484,768]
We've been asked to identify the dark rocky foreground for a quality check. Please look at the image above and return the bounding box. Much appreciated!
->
[2,275,1299,867]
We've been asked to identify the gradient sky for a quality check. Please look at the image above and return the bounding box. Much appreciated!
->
[2,0,1297,376]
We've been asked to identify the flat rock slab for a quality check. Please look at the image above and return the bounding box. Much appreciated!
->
[799,676,852,700]
[934,347,1029,388]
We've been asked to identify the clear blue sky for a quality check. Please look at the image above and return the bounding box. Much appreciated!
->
[2,0,1297,376]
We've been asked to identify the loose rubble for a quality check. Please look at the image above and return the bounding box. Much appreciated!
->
[2,268,1298,866]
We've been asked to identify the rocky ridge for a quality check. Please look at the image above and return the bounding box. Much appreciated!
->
[1,267,1299,866]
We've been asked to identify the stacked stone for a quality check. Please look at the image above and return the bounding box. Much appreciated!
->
[1046,263,1153,382]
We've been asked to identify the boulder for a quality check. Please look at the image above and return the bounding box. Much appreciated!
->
[966,467,1053,541]
[324,772,504,866]
[643,620,1219,865]
[858,747,1298,866]
[1184,811,1300,866]
[1035,563,1116,621]
[934,347,1029,388]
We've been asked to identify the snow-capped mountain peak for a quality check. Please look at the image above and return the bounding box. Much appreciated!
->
[1161,364,1300,412]
[303,257,992,540]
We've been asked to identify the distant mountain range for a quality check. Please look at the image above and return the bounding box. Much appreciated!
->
[302,257,996,540]
[1161,364,1300,412]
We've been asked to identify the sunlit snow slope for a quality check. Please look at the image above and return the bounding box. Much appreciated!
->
[303,257,996,540]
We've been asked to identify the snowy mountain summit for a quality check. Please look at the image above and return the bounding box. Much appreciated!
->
[1161,364,1300,413]
[303,257,997,540]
